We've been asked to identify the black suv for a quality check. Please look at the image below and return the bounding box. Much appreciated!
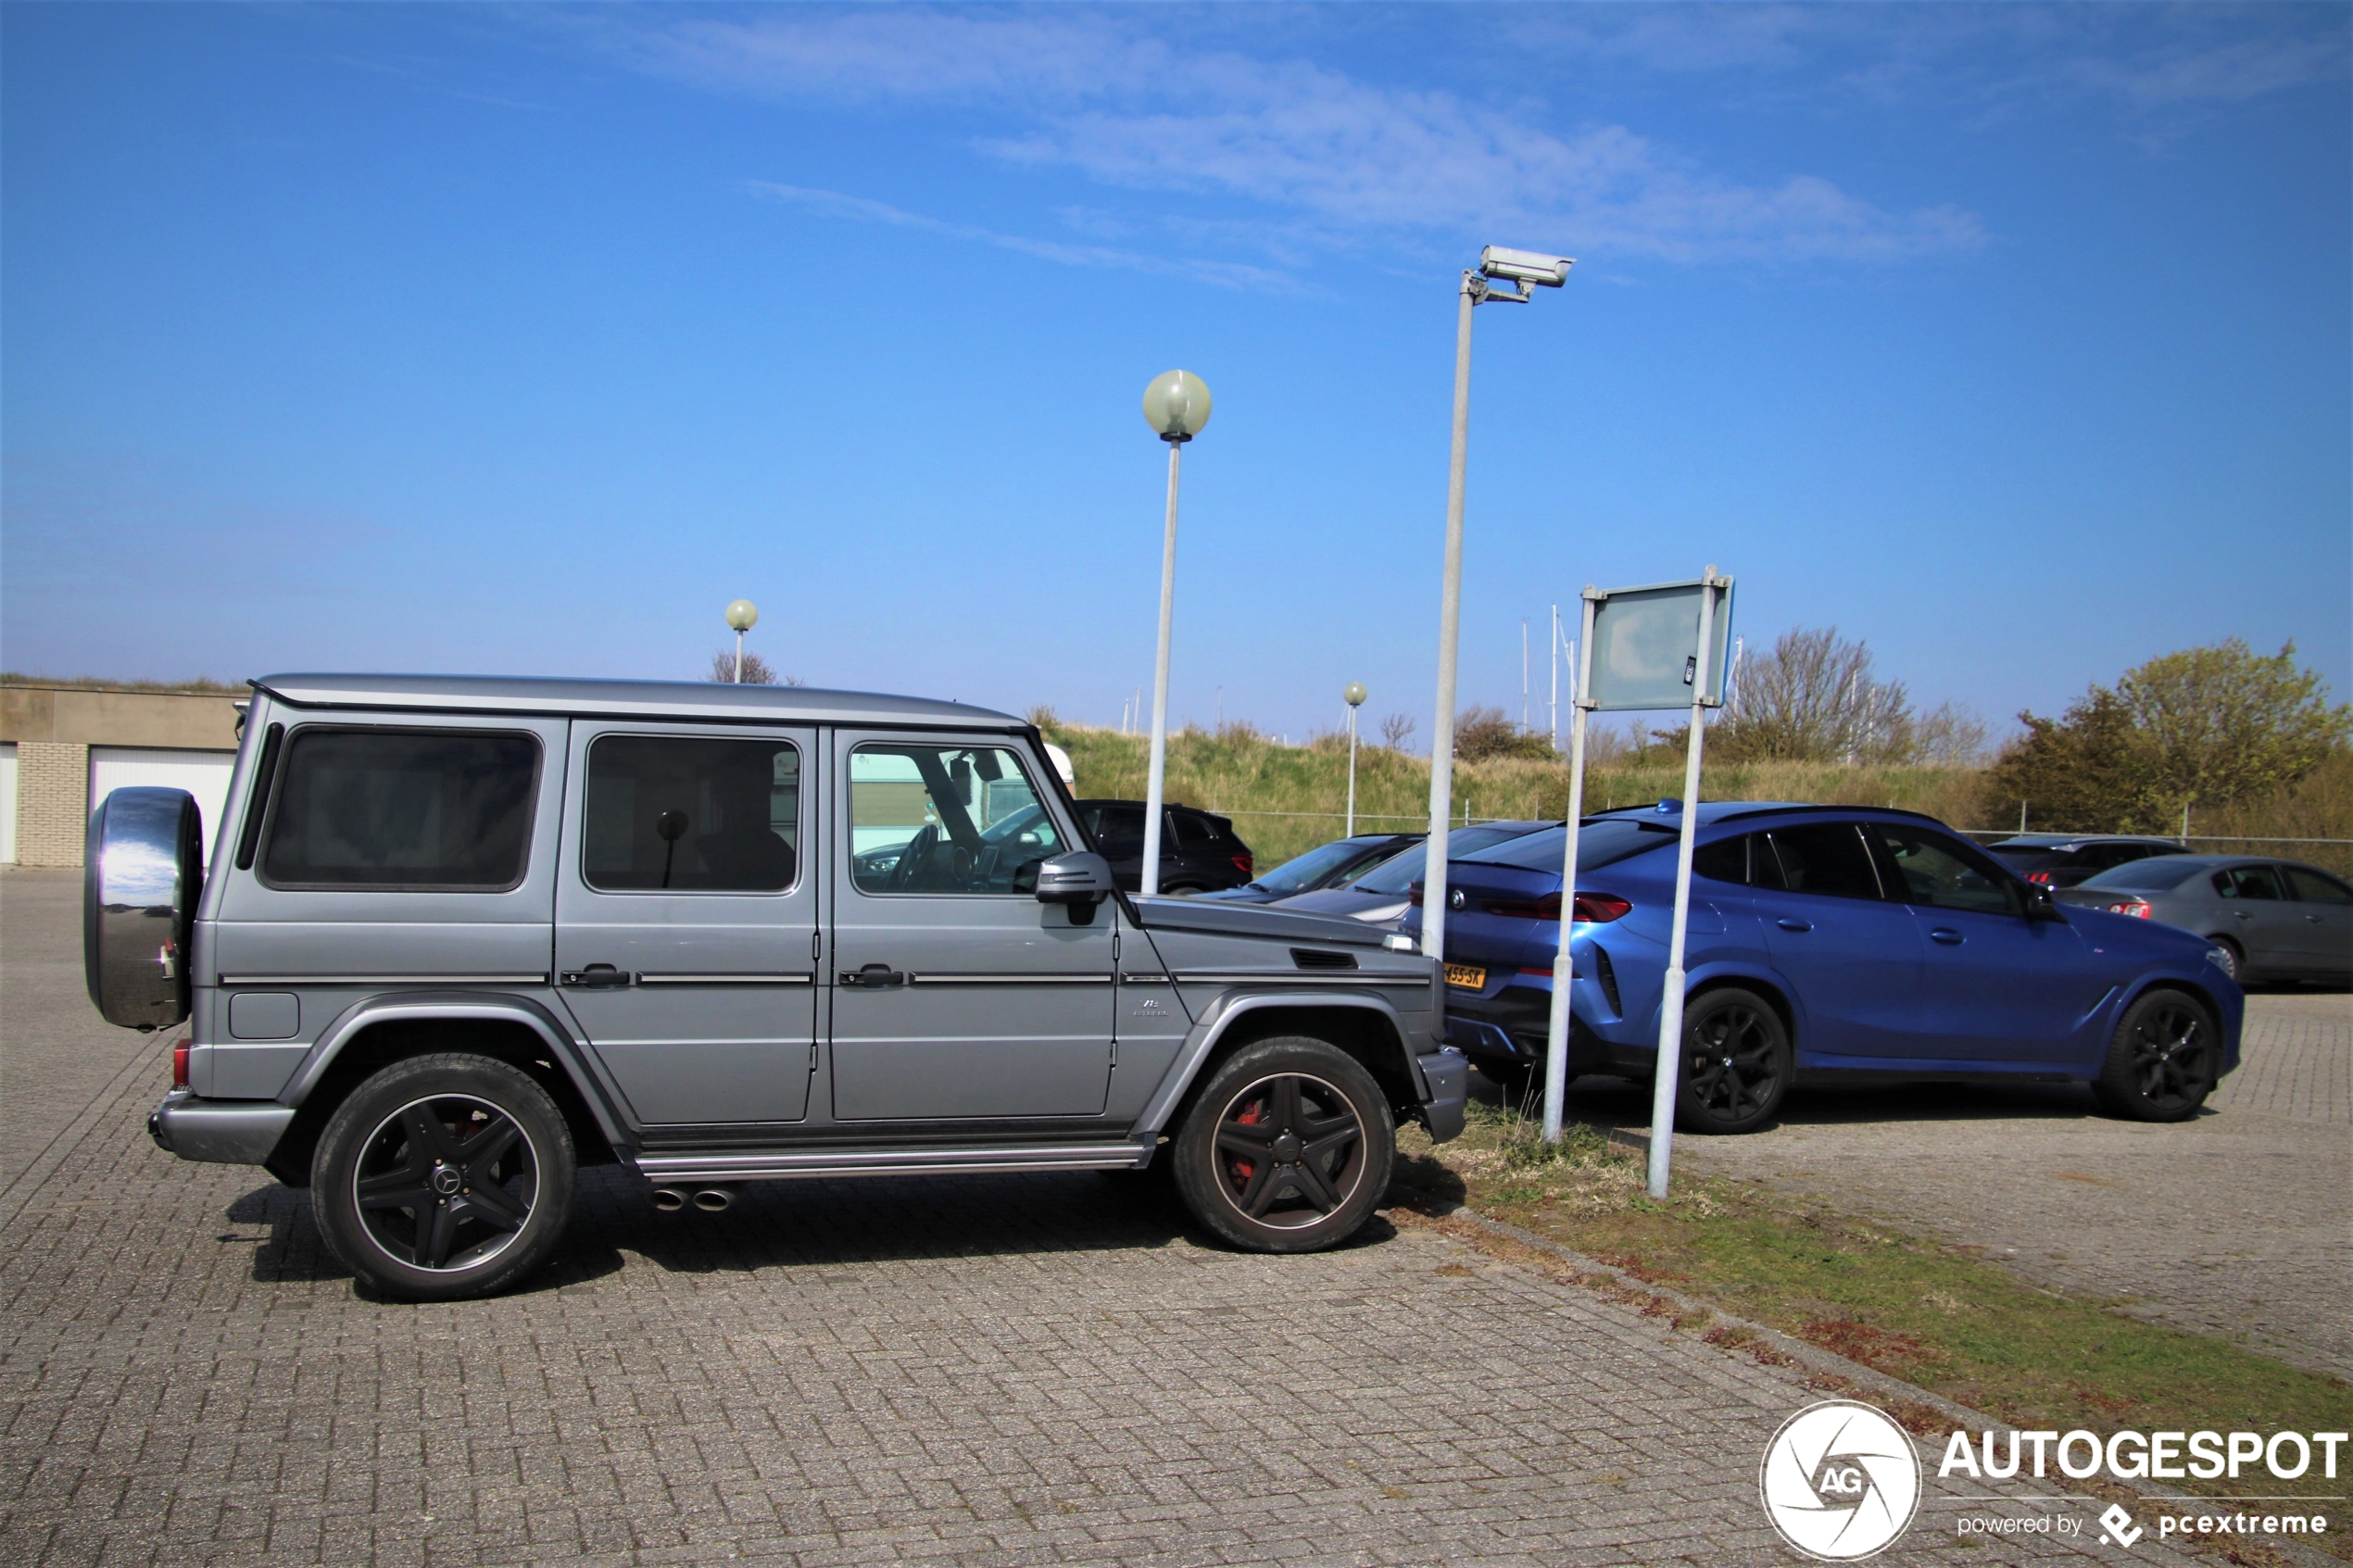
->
[1076,799,1254,895]
[1986,834,2190,889]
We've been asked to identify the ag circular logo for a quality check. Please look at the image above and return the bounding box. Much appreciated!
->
[1758,1399,1922,1561]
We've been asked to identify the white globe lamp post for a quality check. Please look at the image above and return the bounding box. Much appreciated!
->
[1139,370,1212,897]
[1343,683,1367,836]
[724,599,759,684]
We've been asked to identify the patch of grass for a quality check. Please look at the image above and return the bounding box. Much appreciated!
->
[1390,1109,2352,1554]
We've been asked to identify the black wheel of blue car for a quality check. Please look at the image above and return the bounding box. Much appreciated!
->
[312,1053,574,1301]
[1672,988,1790,1135]
[1172,1037,1393,1254]
[2093,990,2218,1123]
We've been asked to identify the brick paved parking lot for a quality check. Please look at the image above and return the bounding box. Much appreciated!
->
[0,870,2221,1566]
[1547,986,2353,1380]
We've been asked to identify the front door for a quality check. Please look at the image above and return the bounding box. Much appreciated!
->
[1753,821,1923,1060]
[830,734,1114,1121]
[554,724,819,1127]
[1868,822,2093,1062]
[2280,864,2353,978]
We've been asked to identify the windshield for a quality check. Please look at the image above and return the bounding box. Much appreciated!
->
[1467,818,1680,873]
[1251,837,1381,896]
[2078,859,2204,892]
[1351,825,1525,895]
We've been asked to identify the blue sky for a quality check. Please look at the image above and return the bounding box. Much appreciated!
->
[5,4,2347,746]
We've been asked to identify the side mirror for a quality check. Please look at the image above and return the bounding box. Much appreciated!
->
[1026,850,1116,904]
[2026,886,2061,921]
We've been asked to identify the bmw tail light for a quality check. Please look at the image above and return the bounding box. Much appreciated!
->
[2107,899,2153,919]
[1480,892,1632,922]
[171,1038,191,1089]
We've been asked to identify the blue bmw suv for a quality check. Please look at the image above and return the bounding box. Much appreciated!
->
[1410,801,2242,1133]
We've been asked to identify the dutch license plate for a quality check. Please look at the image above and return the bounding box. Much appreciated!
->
[1444,964,1486,989]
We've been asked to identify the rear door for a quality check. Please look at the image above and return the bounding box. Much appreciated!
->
[2280,864,2353,978]
[1751,822,1923,1060]
[2210,862,2303,975]
[554,724,818,1127]
[1868,822,2094,1062]
[829,734,1114,1121]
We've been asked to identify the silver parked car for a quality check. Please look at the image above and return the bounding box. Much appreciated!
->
[2057,855,2352,984]
[89,675,1466,1301]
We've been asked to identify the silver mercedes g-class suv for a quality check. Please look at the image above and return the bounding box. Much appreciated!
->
[89,675,1466,1300]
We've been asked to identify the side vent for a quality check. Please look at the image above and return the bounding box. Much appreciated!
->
[1290,948,1358,972]
[1593,944,1622,1015]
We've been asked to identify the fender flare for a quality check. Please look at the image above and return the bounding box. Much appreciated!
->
[277,991,635,1151]
[1133,990,1428,1135]
[1639,962,1804,1053]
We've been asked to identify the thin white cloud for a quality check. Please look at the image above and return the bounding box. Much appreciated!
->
[584,10,1989,268]
[744,181,1297,291]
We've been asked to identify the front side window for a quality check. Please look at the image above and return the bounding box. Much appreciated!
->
[260,728,539,889]
[1872,825,2025,917]
[2285,866,2353,904]
[851,744,1063,895]
[584,735,799,893]
[2214,865,2284,900]
[1761,823,1883,900]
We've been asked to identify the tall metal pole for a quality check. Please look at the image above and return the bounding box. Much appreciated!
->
[1647,568,1722,1199]
[1541,590,1601,1143]
[1549,604,1559,749]
[734,630,745,684]
[1419,277,1478,964]
[1140,439,1184,897]
[1521,620,1529,733]
[1345,706,1358,837]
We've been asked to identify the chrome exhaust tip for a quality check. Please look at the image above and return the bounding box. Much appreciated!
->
[692,1185,736,1214]
[651,1186,687,1212]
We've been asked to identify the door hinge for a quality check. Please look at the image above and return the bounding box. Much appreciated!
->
[812,930,824,961]
[810,1041,820,1073]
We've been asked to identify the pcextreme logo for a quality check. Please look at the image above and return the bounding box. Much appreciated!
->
[1759,1400,1923,1562]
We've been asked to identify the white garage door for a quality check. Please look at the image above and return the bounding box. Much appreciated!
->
[0,745,16,863]
[89,747,239,867]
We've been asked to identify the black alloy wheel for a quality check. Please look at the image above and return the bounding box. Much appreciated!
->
[2094,990,2219,1122]
[1672,987,1791,1135]
[1172,1036,1393,1253]
[312,1053,575,1301]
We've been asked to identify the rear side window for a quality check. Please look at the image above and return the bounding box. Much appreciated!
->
[2214,865,2285,900]
[1088,805,1144,847]
[1168,810,1213,847]
[1761,823,1883,900]
[260,728,539,890]
[585,735,799,893]
[1692,834,1752,884]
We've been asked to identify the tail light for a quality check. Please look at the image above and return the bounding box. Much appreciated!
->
[171,1038,191,1089]
[2106,899,2153,919]
[1481,891,1633,922]
[2026,871,2052,884]
[1230,853,1253,878]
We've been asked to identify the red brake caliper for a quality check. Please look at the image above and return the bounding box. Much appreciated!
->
[1231,1098,1262,1185]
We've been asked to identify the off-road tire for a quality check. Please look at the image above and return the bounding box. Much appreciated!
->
[1671,987,1792,1135]
[2091,989,2220,1123]
[312,1052,575,1301]
[1171,1036,1394,1253]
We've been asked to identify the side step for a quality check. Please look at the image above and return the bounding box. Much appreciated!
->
[635,1140,1154,1184]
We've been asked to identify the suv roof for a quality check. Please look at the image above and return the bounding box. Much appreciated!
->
[252,673,1021,730]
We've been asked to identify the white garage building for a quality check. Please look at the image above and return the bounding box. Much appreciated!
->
[1,682,247,868]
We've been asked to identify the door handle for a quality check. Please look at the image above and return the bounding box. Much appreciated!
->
[2234,910,2254,920]
[2306,914,2324,923]
[839,963,908,989]
[1928,928,1965,946]
[560,964,633,989]
[1776,918,1813,933]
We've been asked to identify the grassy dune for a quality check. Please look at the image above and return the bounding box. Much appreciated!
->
[1037,717,1985,868]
